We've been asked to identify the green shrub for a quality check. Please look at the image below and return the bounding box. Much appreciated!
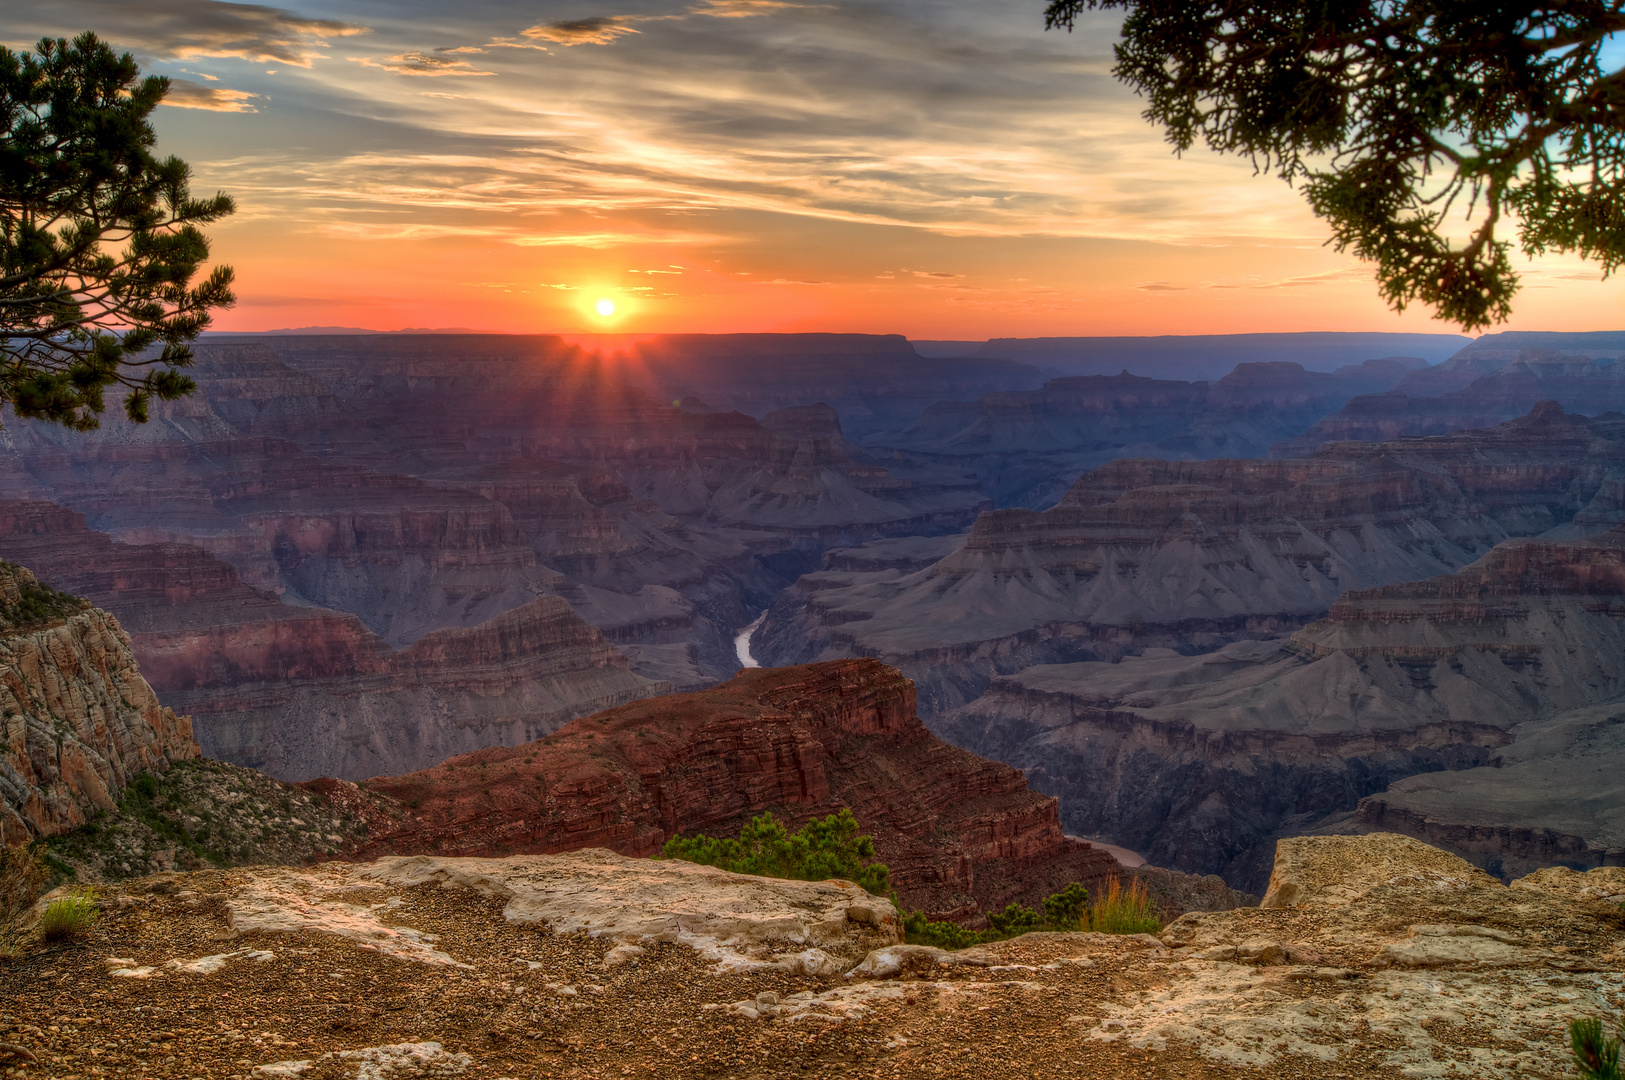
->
[901,910,983,949]
[662,809,892,897]
[39,891,97,941]
[1574,1016,1624,1080]
[1089,877,1162,935]
[902,881,1099,949]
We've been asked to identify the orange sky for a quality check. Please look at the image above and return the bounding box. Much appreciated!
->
[11,0,1625,338]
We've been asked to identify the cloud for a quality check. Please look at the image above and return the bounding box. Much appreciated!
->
[10,0,367,66]
[691,0,821,17]
[1133,280,1187,291]
[1243,266,1373,289]
[161,77,259,111]
[521,17,641,46]
[352,50,495,76]
[908,269,963,279]
[760,278,832,285]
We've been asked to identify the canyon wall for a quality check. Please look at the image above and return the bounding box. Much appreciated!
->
[0,501,663,781]
[0,564,198,844]
[758,403,1625,715]
[936,526,1625,890]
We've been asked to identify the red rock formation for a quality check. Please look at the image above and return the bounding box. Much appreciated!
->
[344,659,1126,920]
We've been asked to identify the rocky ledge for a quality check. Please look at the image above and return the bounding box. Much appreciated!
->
[3,832,1620,1080]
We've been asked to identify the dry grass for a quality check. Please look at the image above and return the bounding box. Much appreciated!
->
[1088,877,1161,935]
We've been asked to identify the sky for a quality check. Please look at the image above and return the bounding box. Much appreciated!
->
[8,0,1625,337]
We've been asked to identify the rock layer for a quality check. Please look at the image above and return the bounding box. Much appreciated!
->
[0,563,198,843]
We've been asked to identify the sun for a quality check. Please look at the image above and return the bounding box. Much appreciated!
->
[596,298,615,317]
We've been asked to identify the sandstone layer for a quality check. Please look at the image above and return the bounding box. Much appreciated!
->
[340,659,1126,921]
[937,524,1625,889]
[0,502,663,780]
[4,833,1620,1079]
[758,402,1625,715]
[0,563,198,844]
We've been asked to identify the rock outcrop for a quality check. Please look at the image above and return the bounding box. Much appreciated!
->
[0,564,198,844]
[758,403,1625,716]
[6,833,1620,1080]
[0,501,664,780]
[338,659,1126,920]
[937,523,1625,889]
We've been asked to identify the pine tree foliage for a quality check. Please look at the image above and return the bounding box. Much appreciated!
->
[1,33,235,429]
[1046,1,1625,329]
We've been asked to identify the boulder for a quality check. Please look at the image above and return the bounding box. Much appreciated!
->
[1260,833,1498,909]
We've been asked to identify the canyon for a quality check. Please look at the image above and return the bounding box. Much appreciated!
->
[8,328,1625,896]
[756,401,1625,715]
[938,525,1625,889]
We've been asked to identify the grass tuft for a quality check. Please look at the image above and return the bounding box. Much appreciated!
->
[39,890,97,941]
[1089,876,1162,935]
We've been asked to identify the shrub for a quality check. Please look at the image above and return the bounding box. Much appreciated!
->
[0,844,49,928]
[1573,1016,1624,1080]
[662,809,891,897]
[39,890,97,941]
[903,881,1097,948]
[1088,877,1162,935]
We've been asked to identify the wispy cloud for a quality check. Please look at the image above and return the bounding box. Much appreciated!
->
[162,77,260,111]
[522,17,641,46]
[8,0,367,66]
[352,50,495,76]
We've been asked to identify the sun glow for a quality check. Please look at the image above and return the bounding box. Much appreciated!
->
[596,298,616,317]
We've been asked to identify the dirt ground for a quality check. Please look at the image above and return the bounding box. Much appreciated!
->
[1,858,1618,1080]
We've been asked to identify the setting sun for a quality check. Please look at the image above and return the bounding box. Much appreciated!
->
[596,299,615,317]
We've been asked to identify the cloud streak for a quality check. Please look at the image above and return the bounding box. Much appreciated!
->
[8,0,367,66]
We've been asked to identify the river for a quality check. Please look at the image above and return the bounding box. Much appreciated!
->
[734,610,767,669]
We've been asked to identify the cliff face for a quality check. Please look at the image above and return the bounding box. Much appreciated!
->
[757,403,1625,715]
[0,501,663,781]
[936,525,1625,890]
[0,563,198,844]
[346,658,1126,919]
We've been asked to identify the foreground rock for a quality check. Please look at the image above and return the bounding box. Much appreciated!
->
[0,564,197,844]
[3,833,1618,1079]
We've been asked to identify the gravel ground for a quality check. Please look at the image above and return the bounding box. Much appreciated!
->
[1,860,1616,1080]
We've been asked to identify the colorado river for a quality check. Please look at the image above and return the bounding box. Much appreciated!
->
[734,610,767,668]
